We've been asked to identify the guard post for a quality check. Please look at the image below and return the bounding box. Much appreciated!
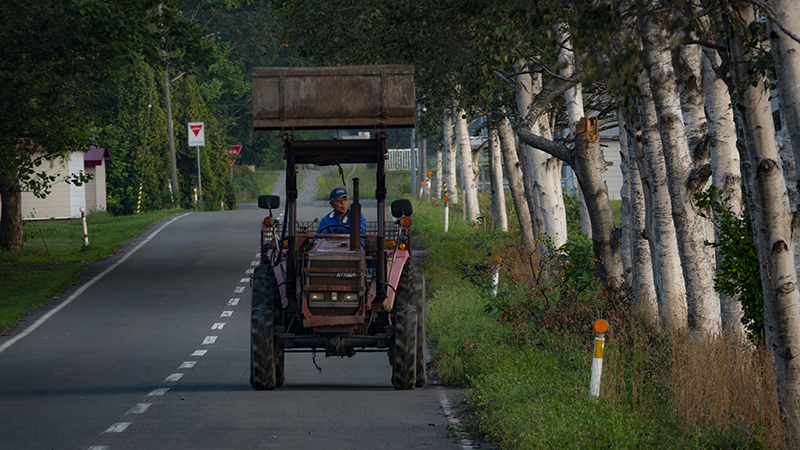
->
[590,319,608,397]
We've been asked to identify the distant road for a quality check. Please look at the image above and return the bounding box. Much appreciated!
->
[0,205,465,449]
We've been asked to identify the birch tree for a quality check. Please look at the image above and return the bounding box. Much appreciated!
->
[489,129,508,232]
[498,117,536,251]
[636,0,720,334]
[455,106,480,221]
[636,71,688,330]
[443,110,458,204]
[619,106,659,320]
[515,69,567,247]
[721,2,800,440]
[702,46,745,337]
[519,117,624,287]
[765,0,800,214]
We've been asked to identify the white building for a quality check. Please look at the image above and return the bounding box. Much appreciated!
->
[19,146,112,220]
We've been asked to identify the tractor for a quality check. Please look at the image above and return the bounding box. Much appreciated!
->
[249,65,425,390]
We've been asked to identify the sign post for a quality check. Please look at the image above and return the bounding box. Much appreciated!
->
[188,122,205,203]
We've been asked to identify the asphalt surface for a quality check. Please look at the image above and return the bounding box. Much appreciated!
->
[0,203,468,450]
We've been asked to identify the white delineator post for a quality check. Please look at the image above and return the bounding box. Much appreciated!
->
[590,319,608,397]
[444,194,450,233]
[80,206,89,246]
[491,256,501,297]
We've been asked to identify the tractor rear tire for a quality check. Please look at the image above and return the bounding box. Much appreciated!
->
[396,263,426,387]
[391,305,417,390]
[251,265,278,390]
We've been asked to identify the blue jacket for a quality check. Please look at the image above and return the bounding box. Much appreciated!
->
[317,208,367,235]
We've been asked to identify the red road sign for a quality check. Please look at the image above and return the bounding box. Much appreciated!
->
[228,145,242,157]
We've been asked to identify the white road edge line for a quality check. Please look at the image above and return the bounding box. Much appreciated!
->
[0,213,191,355]
[438,389,478,450]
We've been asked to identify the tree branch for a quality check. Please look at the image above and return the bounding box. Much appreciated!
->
[521,76,580,131]
[745,0,800,45]
[517,128,574,164]
[684,39,727,52]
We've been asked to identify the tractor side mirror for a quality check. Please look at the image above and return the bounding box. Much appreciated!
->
[391,199,412,218]
[258,195,281,210]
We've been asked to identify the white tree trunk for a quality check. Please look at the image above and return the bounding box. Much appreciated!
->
[454,107,480,221]
[435,138,443,199]
[678,37,716,264]
[516,70,567,247]
[620,106,659,320]
[498,117,535,251]
[702,47,746,338]
[443,110,457,204]
[636,71,688,330]
[489,129,508,232]
[728,4,800,439]
[637,3,720,334]
[618,108,632,280]
[556,22,590,239]
[767,0,800,210]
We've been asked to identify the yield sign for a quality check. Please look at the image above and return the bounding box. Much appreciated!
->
[188,122,205,147]
[228,145,242,157]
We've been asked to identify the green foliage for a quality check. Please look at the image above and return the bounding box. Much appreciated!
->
[563,192,581,235]
[694,186,763,339]
[232,168,279,202]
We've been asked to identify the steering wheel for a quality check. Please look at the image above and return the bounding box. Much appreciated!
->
[317,223,350,234]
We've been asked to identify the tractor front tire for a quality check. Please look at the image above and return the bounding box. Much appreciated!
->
[391,305,417,390]
[396,263,426,387]
[251,265,278,390]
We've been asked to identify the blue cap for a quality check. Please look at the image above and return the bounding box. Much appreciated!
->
[330,187,348,201]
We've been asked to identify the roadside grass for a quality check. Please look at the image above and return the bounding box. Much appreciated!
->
[0,265,85,333]
[414,199,782,449]
[0,210,179,266]
[314,164,410,200]
[0,209,181,333]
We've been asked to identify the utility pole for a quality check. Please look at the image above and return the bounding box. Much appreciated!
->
[159,3,180,208]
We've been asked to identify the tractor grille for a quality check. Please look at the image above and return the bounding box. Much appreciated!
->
[304,253,365,316]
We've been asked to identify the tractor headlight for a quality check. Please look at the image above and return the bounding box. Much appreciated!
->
[309,292,325,301]
[343,292,358,302]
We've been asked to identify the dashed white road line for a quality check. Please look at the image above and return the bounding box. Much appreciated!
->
[202,336,218,344]
[104,422,131,433]
[0,213,191,355]
[126,403,152,415]
[192,350,208,357]
[179,361,196,369]
[147,388,170,396]
[164,373,184,382]
[234,286,245,293]
[246,268,254,274]
[86,446,110,450]
[239,278,250,283]
[212,323,225,330]
[228,298,240,306]
[221,311,233,317]
[250,260,260,266]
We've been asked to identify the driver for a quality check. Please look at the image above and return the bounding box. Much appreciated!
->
[317,187,367,235]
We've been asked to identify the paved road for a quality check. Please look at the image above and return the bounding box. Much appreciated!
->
[0,204,467,449]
